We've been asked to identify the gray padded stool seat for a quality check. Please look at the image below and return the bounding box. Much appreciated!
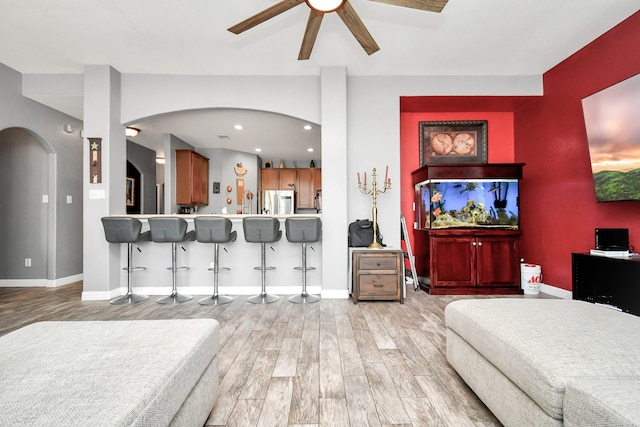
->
[285,217,322,303]
[243,217,281,304]
[195,216,237,305]
[148,217,195,304]
[101,217,151,305]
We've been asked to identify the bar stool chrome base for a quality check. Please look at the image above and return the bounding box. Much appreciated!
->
[111,292,148,305]
[156,244,192,304]
[157,291,192,304]
[248,292,280,304]
[289,292,320,304]
[199,294,234,305]
[248,263,280,304]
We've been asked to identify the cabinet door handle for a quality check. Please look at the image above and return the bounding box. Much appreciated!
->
[373,283,383,287]
[478,241,483,246]
[471,241,477,246]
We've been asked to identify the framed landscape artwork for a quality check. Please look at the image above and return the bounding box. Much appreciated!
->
[419,120,488,166]
[582,72,640,202]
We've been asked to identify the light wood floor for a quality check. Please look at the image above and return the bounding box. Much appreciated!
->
[0,283,505,426]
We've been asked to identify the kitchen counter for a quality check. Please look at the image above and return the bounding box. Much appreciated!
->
[108,214,322,297]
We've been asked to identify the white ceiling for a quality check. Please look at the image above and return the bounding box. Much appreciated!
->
[1,0,638,160]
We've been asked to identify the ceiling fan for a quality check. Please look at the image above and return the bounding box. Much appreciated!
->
[228,0,448,60]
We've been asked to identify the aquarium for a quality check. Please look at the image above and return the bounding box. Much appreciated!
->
[415,178,519,230]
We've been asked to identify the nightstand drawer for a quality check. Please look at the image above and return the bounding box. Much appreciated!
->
[358,255,397,271]
[359,274,399,296]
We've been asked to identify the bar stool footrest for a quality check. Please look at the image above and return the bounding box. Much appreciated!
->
[294,266,316,271]
[254,266,276,271]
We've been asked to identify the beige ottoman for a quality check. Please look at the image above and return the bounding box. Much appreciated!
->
[0,319,219,427]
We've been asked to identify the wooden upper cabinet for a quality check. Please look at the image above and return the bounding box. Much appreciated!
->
[297,169,315,209]
[261,169,280,190]
[313,168,322,191]
[280,169,297,190]
[260,167,322,210]
[176,149,209,206]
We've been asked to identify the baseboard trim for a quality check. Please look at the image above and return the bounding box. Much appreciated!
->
[539,283,572,299]
[0,274,82,288]
[82,285,330,301]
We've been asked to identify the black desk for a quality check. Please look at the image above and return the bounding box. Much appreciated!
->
[572,252,640,316]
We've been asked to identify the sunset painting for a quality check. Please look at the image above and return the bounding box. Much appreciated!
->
[582,73,640,202]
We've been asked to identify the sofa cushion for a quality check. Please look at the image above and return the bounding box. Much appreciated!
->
[564,379,640,427]
[445,299,640,420]
[0,319,219,427]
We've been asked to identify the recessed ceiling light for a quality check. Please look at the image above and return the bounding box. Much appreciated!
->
[304,124,312,130]
[217,135,231,140]
[234,124,243,130]
[255,148,262,152]
[307,148,314,152]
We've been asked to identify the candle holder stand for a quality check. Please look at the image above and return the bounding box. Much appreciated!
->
[357,167,391,249]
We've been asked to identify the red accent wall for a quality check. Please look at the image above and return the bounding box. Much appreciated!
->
[400,11,640,291]
[516,11,640,290]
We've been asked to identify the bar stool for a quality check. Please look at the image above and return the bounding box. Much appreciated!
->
[148,217,195,304]
[243,217,281,304]
[285,217,322,303]
[101,217,151,305]
[194,216,236,305]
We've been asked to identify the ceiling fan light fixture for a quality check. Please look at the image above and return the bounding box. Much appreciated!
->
[305,0,345,13]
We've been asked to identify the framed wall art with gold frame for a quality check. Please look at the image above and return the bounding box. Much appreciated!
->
[419,120,488,165]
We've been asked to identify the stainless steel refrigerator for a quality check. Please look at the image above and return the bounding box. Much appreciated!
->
[261,190,295,214]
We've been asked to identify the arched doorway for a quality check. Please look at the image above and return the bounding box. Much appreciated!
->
[0,127,52,283]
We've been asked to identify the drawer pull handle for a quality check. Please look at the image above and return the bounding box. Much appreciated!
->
[373,283,383,287]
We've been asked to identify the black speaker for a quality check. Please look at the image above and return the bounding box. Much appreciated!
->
[595,228,629,251]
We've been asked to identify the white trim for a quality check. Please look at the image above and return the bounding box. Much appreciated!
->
[82,285,326,301]
[0,274,83,288]
[0,279,47,287]
[539,283,572,299]
[47,274,83,288]
[321,289,349,299]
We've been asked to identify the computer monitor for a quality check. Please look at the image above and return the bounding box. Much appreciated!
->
[595,228,629,251]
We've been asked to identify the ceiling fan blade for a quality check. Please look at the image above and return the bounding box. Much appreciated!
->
[336,0,379,56]
[298,10,324,60]
[368,0,448,13]
[228,0,306,34]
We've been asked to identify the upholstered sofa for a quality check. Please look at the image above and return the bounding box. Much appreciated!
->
[445,299,640,426]
[0,319,219,427]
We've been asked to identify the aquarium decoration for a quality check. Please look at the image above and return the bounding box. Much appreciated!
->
[416,178,519,230]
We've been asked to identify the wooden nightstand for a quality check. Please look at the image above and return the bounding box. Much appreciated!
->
[352,249,404,304]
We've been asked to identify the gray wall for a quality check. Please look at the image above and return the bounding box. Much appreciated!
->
[0,63,83,284]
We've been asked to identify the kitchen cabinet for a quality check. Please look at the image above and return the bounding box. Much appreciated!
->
[429,229,521,294]
[280,169,296,190]
[297,168,320,209]
[260,168,322,209]
[176,149,209,206]
[261,169,280,190]
[352,249,404,304]
[260,168,296,191]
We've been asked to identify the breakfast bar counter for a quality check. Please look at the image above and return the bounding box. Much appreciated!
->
[109,214,322,298]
